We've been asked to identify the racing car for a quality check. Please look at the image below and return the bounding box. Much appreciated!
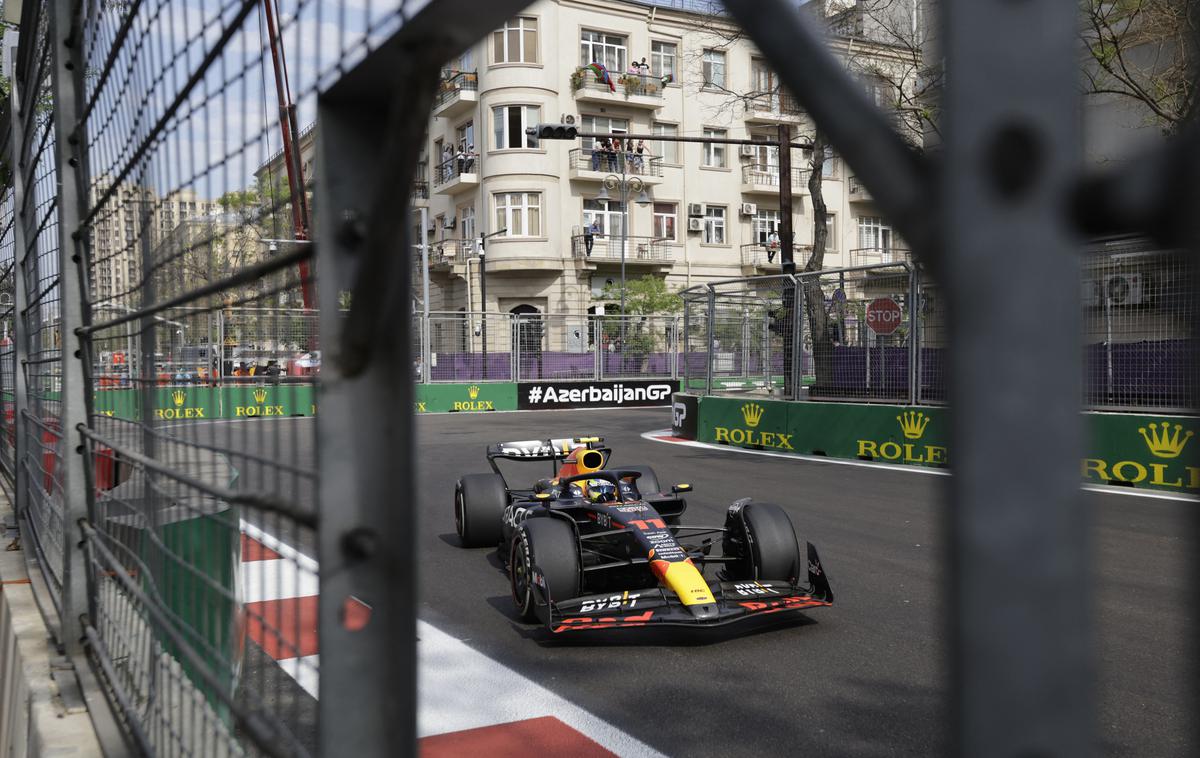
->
[453,436,833,632]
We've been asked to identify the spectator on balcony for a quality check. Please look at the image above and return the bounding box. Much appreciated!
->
[591,141,602,170]
[441,144,453,179]
[766,231,781,263]
[637,57,650,76]
[456,142,467,175]
[585,220,600,256]
[463,144,476,173]
[602,138,617,171]
[633,140,648,172]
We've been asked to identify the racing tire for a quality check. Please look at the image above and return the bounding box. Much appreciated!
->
[455,473,507,548]
[620,465,660,496]
[726,502,801,583]
[510,517,581,622]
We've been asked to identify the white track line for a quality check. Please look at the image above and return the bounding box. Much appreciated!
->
[643,429,1200,503]
[417,620,667,756]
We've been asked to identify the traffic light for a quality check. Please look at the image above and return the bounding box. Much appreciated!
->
[527,123,578,140]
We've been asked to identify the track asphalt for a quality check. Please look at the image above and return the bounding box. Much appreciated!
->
[218,409,1193,756]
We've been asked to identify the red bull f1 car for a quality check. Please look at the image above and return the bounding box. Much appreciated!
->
[453,436,833,633]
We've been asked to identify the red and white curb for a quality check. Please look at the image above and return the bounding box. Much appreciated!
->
[238,521,664,756]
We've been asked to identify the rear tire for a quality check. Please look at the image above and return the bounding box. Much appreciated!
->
[724,501,801,582]
[510,517,581,621]
[455,473,507,548]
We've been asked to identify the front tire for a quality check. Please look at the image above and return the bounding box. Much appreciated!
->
[510,517,581,621]
[455,473,507,548]
[723,501,801,582]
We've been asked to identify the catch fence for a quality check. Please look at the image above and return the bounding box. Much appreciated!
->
[683,245,1194,411]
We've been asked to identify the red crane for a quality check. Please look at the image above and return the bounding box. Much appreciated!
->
[262,0,314,309]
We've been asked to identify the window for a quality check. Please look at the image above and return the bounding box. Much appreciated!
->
[494,192,542,237]
[751,58,780,111]
[752,209,781,244]
[703,128,726,168]
[456,121,474,153]
[581,115,628,152]
[652,123,677,164]
[493,105,540,149]
[580,30,627,73]
[583,198,625,237]
[703,206,726,244]
[858,215,893,251]
[749,132,778,169]
[651,41,676,79]
[493,17,537,64]
[824,213,837,250]
[459,205,476,242]
[702,49,726,89]
[653,203,677,242]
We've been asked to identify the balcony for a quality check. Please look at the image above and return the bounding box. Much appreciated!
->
[849,247,911,268]
[741,163,806,195]
[567,148,664,185]
[740,242,813,271]
[433,70,478,119]
[848,175,872,203]
[433,156,478,195]
[428,238,476,271]
[571,68,665,109]
[571,234,676,266]
[412,180,429,207]
[744,91,804,124]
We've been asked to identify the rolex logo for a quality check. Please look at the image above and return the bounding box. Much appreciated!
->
[468,385,480,400]
[1139,422,1193,459]
[740,403,764,428]
[253,387,268,404]
[171,390,186,407]
[897,410,930,440]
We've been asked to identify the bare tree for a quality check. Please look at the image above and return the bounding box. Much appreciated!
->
[1080,0,1197,133]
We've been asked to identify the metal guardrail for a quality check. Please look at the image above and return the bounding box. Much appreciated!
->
[570,234,676,263]
[740,242,812,267]
[572,69,667,99]
[434,69,478,108]
[568,147,663,176]
[741,163,806,187]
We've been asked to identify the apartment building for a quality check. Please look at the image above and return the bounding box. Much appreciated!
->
[89,182,217,309]
[417,0,917,320]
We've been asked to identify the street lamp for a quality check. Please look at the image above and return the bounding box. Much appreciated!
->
[594,163,652,343]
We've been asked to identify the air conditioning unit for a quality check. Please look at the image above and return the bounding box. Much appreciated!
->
[740,202,757,216]
[687,203,705,217]
[740,144,757,157]
[444,216,457,229]
[561,113,577,125]
[687,217,704,232]
[1104,273,1145,306]
[427,221,437,232]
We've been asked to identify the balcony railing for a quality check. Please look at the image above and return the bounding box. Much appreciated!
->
[568,148,663,177]
[413,180,429,200]
[746,91,803,117]
[740,242,812,268]
[429,239,476,266]
[435,70,478,108]
[571,234,677,263]
[571,68,666,100]
[434,154,477,186]
[849,246,911,268]
[741,163,806,187]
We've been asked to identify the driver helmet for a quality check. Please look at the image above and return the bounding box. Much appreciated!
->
[584,479,617,503]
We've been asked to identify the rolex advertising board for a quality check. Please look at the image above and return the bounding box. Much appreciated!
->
[153,387,219,421]
[414,383,517,414]
[694,396,1199,493]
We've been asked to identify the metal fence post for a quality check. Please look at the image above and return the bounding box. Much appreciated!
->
[791,275,804,400]
[705,285,715,396]
[8,86,31,535]
[49,0,93,659]
[908,264,918,406]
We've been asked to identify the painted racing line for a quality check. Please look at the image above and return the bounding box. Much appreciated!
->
[642,429,1200,503]
[238,520,664,756]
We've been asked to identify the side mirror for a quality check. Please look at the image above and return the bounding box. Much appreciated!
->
[671,483,692,494]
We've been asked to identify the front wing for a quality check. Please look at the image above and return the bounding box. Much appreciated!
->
[537,579,832,633]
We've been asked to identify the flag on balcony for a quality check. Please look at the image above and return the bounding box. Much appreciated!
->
[586,62,615,92]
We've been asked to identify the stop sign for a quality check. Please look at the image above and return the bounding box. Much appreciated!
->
[866,297,903,335]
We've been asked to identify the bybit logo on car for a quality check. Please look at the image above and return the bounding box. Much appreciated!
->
[713,402,794,450]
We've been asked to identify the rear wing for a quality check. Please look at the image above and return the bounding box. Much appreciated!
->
[486,436,607,462]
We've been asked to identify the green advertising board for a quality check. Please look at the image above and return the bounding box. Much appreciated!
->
[92,385,318,421]
[414,382,517,414]
[224,384,316,418]
[692,395,1199,494]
